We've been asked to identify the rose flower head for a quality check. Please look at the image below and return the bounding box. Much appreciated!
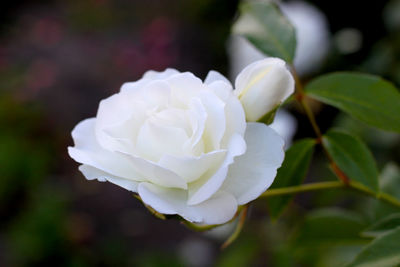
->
[68,58,294,225]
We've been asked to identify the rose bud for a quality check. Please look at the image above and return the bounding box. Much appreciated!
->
[234,57,295,122]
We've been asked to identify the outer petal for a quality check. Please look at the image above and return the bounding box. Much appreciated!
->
[120,79,150,93]
[166,72,204,107]
[208,81,247,147]
[234,58,295,122]
[187,133,246,205]
[204,70,231,85]
[208,80,233,101]
[95,93,141,152]
[68,118,144,181]
[198,90,226,151]
[79,165,138,192]
[142,68,180,80]
[221,94,246,145]
[120,68,180,93]
[221,122,285,204]
[158,150,227,183]
[117,152,188,190]
[138,182,237,224]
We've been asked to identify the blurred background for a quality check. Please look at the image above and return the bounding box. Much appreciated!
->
[1,0,399,266]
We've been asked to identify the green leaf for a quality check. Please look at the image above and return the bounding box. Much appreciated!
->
[323,129,379,193]
[232,1,296,62]
[267,139,315,219]
[305,72,400,132]
[362,213,400,238]
[347,227,400,267]
[296,208,368,246]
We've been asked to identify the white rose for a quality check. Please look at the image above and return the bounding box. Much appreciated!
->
[235,58,295,122]
[68,68,285,225]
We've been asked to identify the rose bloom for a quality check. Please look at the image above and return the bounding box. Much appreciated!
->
[68,58,293,225]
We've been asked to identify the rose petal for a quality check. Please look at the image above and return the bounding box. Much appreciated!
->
[208,80,233,101]
[120,68,180,94]
[207,81,246,147]
[198,90,226,151]
[138,182,237,224]
[120,79,150,93]
[187,164,229,205]
[142,68,180,80]
[79,164,138,192]
[158,150,227,183]
[187,133,246,205]
[221,122,285,204]
[68,118,144,181]
[204,70,231,85]
[222,95,246,145]
[95,93,140,151]
[140,80,172,109]
[117,152,188,189]
[151,108,191,136]
[185,98,207,155]
[136,119,189,161]
[166,72,204,108]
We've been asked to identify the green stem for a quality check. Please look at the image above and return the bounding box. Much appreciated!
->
[260,181,344,198]
[300,98,322,139]
[221,205,248,250]
[291,66,322,140]
[291,66,349,184]
[259,181,400,209]
[348,181,400,208]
